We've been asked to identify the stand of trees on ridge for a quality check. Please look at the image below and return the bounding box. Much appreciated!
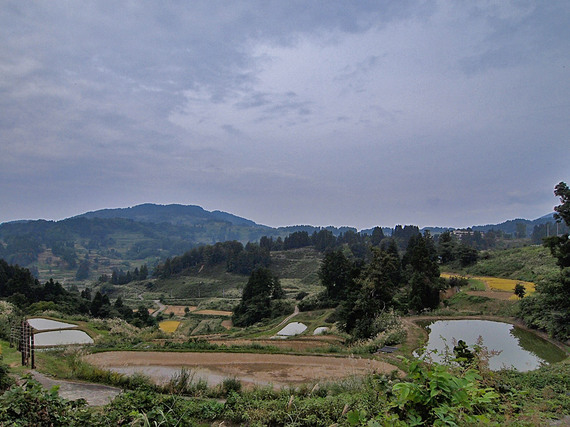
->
[232,230,449,332]
[232,268,292,327]
[299,233,444,339]
[152,224,456,280]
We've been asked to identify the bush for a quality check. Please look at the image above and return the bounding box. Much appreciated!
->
[298,292,336,311]
[221,377,242,396]
[0,356,14,392]
[0,378,96,425]
[164,368,208,396]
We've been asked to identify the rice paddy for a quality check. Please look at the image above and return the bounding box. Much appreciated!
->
[441,272,535,297]
[159,320,181,333]
[481,276,535,294]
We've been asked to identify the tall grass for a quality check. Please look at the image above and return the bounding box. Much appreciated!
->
[164,368,208,396]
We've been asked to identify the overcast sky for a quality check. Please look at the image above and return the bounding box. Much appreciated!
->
[1,1,568,230]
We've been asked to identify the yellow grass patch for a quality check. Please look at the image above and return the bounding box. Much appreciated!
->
[440,272,466,279]
[159,320,181,333]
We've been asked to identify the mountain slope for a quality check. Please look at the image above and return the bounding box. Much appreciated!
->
[77,203,264,228]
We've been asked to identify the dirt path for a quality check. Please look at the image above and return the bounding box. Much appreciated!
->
[276,305,300,329]
[29,371,122,406]
[151,299,167,317]
[84,351,401,388]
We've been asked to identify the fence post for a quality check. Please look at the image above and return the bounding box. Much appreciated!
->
[21,320,26,366]
[30,330,35,369]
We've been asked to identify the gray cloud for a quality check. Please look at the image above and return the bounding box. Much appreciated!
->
[0,1,568,229]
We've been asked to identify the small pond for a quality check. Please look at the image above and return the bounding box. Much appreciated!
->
[34,330,94,347]
[419,319,566,371]
[277,322,307,336]
[28,318,78,331]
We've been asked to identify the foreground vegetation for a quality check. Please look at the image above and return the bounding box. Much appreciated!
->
[1,344,569,426]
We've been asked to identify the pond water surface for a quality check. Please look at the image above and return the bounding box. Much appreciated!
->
[28,318,78,330]
[419,319,566,371]
[34,330,94,347]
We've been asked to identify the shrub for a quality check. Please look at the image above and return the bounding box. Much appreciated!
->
[0,378,96,425]
[221,377,242,396]
[0,356,14,392]
[165,368,208,396]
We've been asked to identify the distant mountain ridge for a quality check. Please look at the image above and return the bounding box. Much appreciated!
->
[76,203,264,228]
[469,213,555,237]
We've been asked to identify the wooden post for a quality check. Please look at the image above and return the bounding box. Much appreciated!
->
[21,321,26,366]
[30,330,35,369]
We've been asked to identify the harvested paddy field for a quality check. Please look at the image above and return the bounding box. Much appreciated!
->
[84,351,399,388]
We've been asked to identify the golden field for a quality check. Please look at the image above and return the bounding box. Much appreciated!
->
[480,276,535,293]
[441,272,536,298]
[158,320,181,333]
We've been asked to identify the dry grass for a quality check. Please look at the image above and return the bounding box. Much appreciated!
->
[159,320,181,333]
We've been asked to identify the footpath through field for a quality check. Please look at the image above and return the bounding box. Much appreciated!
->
[29,370,122,406]
[275,305,300,329]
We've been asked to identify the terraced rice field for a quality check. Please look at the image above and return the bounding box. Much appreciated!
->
[84,351,401,388]
[159,320,181,333]
[482,277,535,294]
[441,272,535,299]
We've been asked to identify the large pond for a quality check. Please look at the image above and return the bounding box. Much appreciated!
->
[419,319,567,371]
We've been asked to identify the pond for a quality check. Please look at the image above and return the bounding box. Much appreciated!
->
[34,330,94,347]
[28,318,78,331]
[277,322,307,336]
[419,319,567,371]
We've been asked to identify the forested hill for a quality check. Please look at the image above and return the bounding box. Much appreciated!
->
[0,204,357,281]
[470,213,558,237]
[76,203,264,228]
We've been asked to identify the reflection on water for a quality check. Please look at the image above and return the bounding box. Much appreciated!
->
[420,320,566,371]
[28,318,77,331]
[34,330,94,346]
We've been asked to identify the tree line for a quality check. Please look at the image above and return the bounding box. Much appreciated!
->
[0,259,155,328]
[153,241,271,278]
[301,233,444,339]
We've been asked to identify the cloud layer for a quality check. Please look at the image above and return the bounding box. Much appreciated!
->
[1,1,568,229]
